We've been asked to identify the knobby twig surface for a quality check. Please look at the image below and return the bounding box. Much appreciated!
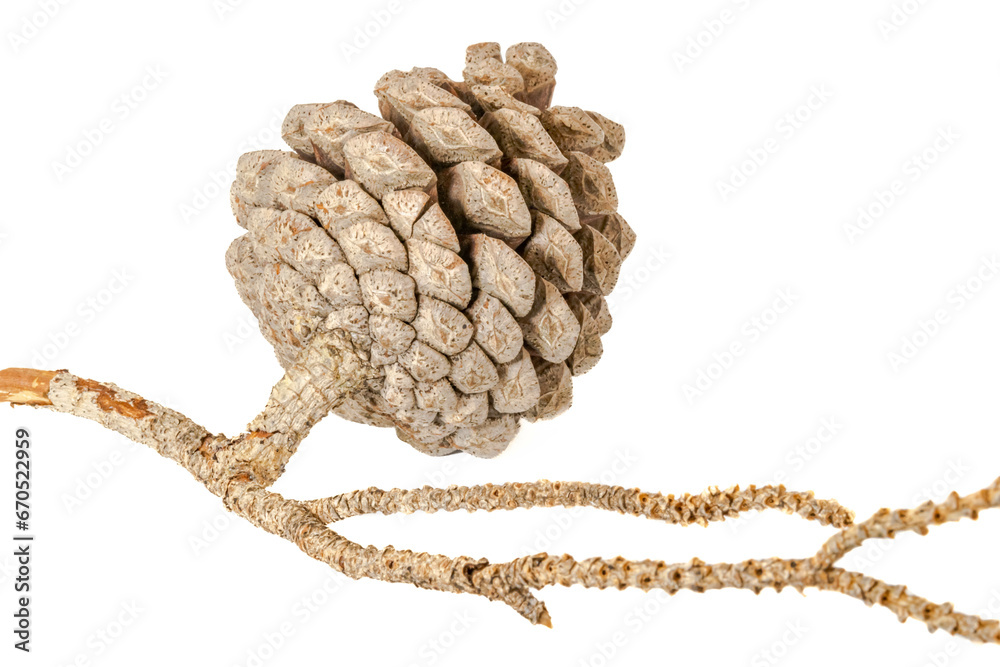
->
[1,363,998,644]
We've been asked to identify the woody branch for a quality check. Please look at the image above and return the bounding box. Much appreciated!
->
[1,366,998,642]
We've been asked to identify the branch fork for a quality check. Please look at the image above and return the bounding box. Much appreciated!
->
[2,361,998,644]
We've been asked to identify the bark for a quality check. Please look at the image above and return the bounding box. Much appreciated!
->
[1,362,998,644]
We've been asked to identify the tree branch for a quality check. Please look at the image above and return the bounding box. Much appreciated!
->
[811,477,1000,568]
[0,365,549,623]
[2,365,998,644]
[302,480,854,527]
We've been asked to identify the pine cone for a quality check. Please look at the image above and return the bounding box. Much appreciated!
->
[226,42,634,458]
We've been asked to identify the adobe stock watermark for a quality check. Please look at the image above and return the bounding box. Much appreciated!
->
[750,619,808,667]
[7,0,72,53]
[877,0,932,41]
[728,416,845,534]
[716,85,833,201]
[843,459,970,571]
[223,314,260,353]
[842,126,959,245]
[886,254,997,372]
[913,588,1000,667]
[26,268,135,368]
[233,573,349,667]
[56,600,144,666]
[51,66,168,182]
[575,590,672,667]
[682,289,798,405]
[188,509,236,557]
[404,610,476,667]
[517,449,638,557]
[60,441,139,514]
[605,245,671,316]
[213,0,250,20]
[339,0,413,63]
[544,0,593,30]
[387,449,476,527]
[910,459,971,507]
[177,107,284,224]
[418,454,468,488]
[671,0,757,73]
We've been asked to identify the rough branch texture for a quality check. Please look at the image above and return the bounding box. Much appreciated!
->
[3,367,998,643]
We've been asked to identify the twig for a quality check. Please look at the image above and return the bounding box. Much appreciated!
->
[2,365,998,644]
[302,481,854,527]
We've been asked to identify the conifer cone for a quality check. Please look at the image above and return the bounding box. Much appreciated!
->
[227,42,635,458]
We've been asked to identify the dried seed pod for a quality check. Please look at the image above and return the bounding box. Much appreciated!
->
[396,418,458,446]
[336,393,397,427]
[231,151,334,224]
[410,204,461,252]
[463,57,524,95]
[469,84,541,117]
[583,110,626,163]
[584,212,636,260]
[518,276,581,364]
[462,234,536,317]
[392,404,437,429]
[507,158,581,231]
[480,109,568,173]
[562,151,619,215]
[411,295,474,355]
[505,42,557,110]
[281,102,394,177]
[333,218,408,274]
[375,72,472,133]
[448,342,499,394]
[406,106,502,167]
[490,348,541,414]
[368,314,415,354]
[564,295,604,376]
[446,414,520,458]
[466,42,503,64]
[401,438,459,457]
[383,189,432,238]
[565,292,612,336]
[343,131,436,200]
[404,66,462,92]
[439,161,532,244]
[316,262,363,309]
[539,106,606,154]
[440,391,489,427]
[574,225,622,296]
[359,269,417,320]
[381,362,416,409]
[398,340,450,382]
[323,305,369,336]
[525,359,573,421]
[414,378,459,413]
[245,207,348,282]
[227,42,635,457]
[368,341,396,366]
[521,211,584,292]
[465,291,523,364]
[311,180,388,231]
[406,238,473,308]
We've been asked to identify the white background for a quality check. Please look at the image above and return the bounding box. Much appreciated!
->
[2,0,999,665]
